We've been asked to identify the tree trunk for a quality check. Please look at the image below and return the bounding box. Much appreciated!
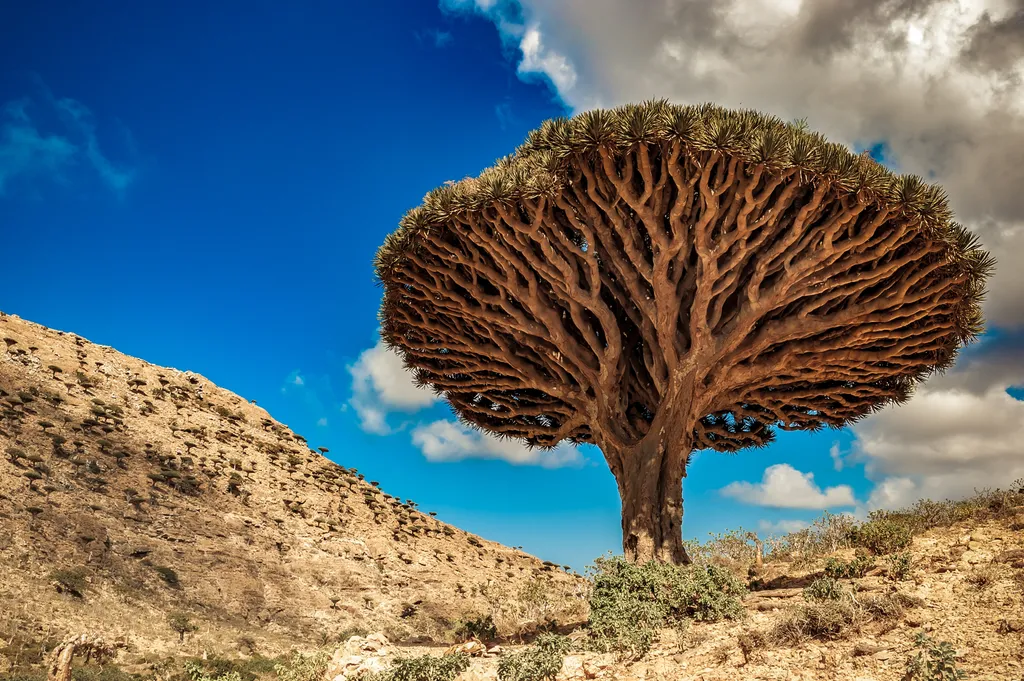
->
[611,435,692,565]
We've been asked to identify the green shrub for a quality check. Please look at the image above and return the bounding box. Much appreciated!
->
[903,633,967,680]
[850,517,912,555]
[803,577,845,602]
[886,551,914,581]
[50,568,88,597]
[272,650,330,681]
[587,556,745,659]
[451,614,498,642]
[824,553,874,579]
[365,653,470,681]
[154,565,180,588]
[168,612,198,642]
[496,636,569,681]
[183,661,241,681]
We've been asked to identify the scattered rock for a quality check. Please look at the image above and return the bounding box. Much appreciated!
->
[993,549,1024,563]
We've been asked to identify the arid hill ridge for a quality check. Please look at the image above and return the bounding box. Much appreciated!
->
[0,312,585,661]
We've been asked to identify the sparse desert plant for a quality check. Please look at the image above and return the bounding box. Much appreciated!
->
[887,551,914,581]
[497,635,569,681]
[272,649,330,681]
[154,565,180,589]
[587,556,744,659]
[903,633,966,680]
[803,577,846,602]
[451,614,498,643]
[184,660,242,681]
[850,516,913,555]
[824,553,875,579]
[365,653,470,681]
[168,612,199,643]
[965,567,997,590]
[737,630,767,665]
[50,568,88,597]
[770,599,862,645]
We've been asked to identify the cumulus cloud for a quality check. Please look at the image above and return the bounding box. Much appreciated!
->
[721,464,856,509]
[854,334,1024,509]
[411,419,582,468]
[758,518,811,535]
[348,339,439,435]
[443,0,1024,509]
[0,92,135,197]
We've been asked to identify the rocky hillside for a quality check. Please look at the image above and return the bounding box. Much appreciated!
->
[0,313,586,665]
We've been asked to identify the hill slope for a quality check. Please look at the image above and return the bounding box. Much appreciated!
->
[0,313,585,665]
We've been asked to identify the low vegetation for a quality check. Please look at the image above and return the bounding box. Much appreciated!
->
[586,556,745,659]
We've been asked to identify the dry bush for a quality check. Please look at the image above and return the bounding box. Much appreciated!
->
[737,630,767,665]
[770,600,863,645]
[485,578,589,639]
[965,567,999,591]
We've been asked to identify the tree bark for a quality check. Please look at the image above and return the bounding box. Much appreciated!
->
[611,434,692,565]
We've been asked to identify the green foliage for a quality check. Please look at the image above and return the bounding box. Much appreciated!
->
[365,653,470,681]
[496,635,570,681]
[887,551,914,581]
[903,634,967,681]
[850,517,913,555]
[587,556,745,659]
[272,650,330,681]
[803,577,846,602]
[50,568,87,597]
[154,565,180,588]
[824,553,875,579]
[183,661,241,681]
[452,614,498,642]
[168,612,199,642]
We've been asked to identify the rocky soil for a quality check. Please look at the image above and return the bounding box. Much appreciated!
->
[0,313,586,669]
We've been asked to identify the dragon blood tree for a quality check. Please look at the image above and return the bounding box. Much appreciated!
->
[375,101,993,564]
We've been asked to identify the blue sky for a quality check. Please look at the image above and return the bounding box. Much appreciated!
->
[2,1,1020,571]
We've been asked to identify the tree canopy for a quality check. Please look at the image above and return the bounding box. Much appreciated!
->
[374,100,993,562]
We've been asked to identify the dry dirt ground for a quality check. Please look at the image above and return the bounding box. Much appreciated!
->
[0,312,585,669]
[2,311,1023,681]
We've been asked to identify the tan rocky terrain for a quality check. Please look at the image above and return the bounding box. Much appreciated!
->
[2,310,1023,681]
[0,313,586,669]
[326,515,1024,681]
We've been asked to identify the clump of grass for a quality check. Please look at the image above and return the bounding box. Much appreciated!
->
[770,599,863,645]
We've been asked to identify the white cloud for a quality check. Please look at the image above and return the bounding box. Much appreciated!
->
[348,339,439,435]
[853,337,1024,510]
[829,442,844,472]
[411,419,582,468]
[317,417,328,427]
[0,90,135,197]
[721,464,856,509]
[293,374,304,386]
[758,518,810,535]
